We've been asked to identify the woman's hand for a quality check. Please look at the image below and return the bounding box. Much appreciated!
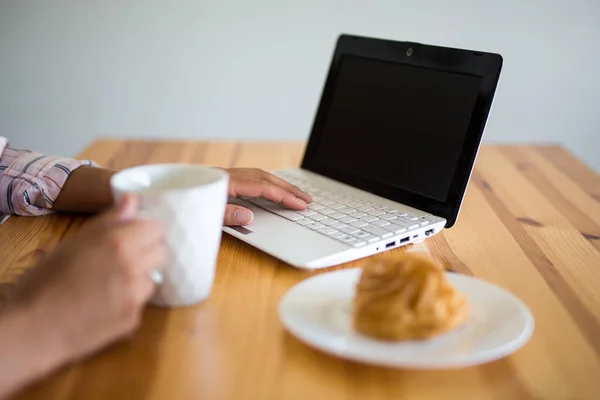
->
[0,195,166,397]
[222,168,312,226]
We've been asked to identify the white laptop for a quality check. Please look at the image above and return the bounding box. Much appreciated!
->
[223,34,503,269]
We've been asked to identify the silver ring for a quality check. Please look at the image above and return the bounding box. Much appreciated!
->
[150,270,163,284]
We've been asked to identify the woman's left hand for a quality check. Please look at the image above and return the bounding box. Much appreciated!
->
[222,168,312,226]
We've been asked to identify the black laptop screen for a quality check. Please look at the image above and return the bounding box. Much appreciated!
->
[310,55,482,202]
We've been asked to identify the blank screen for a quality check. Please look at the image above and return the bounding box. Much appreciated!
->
[312,55,482,202]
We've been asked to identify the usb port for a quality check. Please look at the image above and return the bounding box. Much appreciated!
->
[425,229,434,236]
[400,237,409,244]
[386,241,396,249]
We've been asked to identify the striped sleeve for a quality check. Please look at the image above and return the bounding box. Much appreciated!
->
[0,138,98,216]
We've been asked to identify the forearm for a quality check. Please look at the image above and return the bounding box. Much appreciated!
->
[53,166,117,214]
[0,305,67,398]
[0,140,103,216]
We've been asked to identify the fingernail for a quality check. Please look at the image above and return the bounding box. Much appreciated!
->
[234,209,254,225]
[293,198,308,208]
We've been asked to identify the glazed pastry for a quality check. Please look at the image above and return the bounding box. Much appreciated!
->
[352,253,469,341]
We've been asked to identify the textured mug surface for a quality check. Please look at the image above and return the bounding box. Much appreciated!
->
[110,163,229,307]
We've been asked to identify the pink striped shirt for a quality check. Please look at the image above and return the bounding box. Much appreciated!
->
[0,137,96,217]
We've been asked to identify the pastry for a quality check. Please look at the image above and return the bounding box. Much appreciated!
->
[352,253,469,341]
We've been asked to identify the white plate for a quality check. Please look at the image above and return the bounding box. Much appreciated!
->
[279,268,534,369]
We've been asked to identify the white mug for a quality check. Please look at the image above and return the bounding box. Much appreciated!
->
[110,163,229,307]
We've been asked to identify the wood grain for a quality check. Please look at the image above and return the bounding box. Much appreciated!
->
[2,140,599,400]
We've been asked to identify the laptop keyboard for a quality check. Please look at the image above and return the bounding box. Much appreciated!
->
[247,174,440,248]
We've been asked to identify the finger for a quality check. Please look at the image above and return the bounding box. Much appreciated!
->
[233,180,308,210]
[227,168,312,204]
[122,237,166,303]
[223,204,254,226]
[261,173,313,203]
[135,244,167,301]
[115,193,139,222]
[115,219,165,251]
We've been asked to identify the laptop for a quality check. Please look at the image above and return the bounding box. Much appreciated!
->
[223,34,503,269]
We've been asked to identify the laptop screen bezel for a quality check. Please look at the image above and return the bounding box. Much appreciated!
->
[300,34,503,228]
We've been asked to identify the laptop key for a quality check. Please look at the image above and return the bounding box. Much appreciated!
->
[350,220,368,228]
[341,226,360,235]
[367,235,381,243]
[320,208,336,215]
[402,215,419,221]
[347,239,367,248]
[305,222,325,230]
[353,231,376,241]
[348,211,367,219]
[328,231,342,238]
[368,209,385,216]
[352,233,380,244]
[331,222,348,229]
[339,216,357,224]
[336,234,355,243]
[309,213,326,222]
[380,213,398,221]
[394,219,413,228]
[298,210,316,217]
[337,207,355,214]
[386,223,407,234]
[320,217,336,226]
[357,206,374,212]
[394,219,418,230]
[363,224,394,238]
[372,219,391,227]
[360,215,378,222]
[328,212,345,220]
[308,203,325,211]
[317,227,339,236]
[296,218,312,226]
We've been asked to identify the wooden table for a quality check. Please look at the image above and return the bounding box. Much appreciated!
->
[1,140,599,400]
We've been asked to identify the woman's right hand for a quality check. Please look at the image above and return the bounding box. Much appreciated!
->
[14,194,166,364]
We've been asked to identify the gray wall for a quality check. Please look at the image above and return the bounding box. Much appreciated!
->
[1,0,599,171]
